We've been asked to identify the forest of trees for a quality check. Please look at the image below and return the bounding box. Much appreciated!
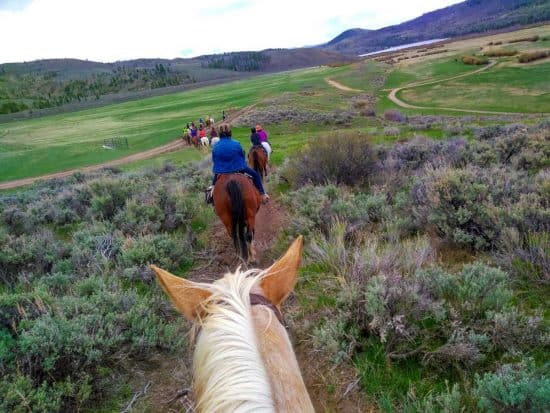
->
[200,52,271,72]
[0,64,195,114]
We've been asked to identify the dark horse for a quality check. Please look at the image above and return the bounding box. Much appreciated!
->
[191,135,200,148]
[182,132,191,145]
[248,146,268,180]
[213,174,261,263]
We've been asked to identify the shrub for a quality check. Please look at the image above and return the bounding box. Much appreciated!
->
[385,136,441,171]
[0,206,32,235]
[411,167,500,250]
[89,178,133,220]
[361,108,376,117]
[113,198,163,236]
[284,133,377,188]
[402,382,464,413]
[474,360,550,412]
[508,35,539,43]
[119,233,191,273]
[453,263,512,319]
[443,123,464,136]
[384,109,407,123]
[383,126,400,136]
[0,162,208,411]
[462,55,489,65]
[518,50,549,63]
[282,185,338,236]
[497,229,550,285]
[483,49,517,57]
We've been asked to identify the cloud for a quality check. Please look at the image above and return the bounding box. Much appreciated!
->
[0,0,32,11]
[0,0,463,63]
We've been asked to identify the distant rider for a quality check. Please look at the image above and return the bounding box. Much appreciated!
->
[255,124,272,159]
[249,127,268,157]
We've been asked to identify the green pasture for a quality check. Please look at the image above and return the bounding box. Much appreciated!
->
[0,65,355,182]
[398,62,550,113]
[383,57,481,89]
[2,23,550,184]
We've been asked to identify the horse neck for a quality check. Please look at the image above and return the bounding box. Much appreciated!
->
[251,305,314,412]
[192,272,275,413]
[191,271,313,412]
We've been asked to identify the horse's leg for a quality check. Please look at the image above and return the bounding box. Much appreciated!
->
[246,226,256,264]
[245,207,257,264]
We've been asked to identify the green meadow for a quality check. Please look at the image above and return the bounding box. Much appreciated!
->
[399,62,550,113]
[0,65,354,182]
[2,25,550,184]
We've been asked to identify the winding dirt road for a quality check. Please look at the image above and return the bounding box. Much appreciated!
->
[0,139,188,190]
[385,60,531,115]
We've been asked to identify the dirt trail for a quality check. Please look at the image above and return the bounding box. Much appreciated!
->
[137,191,372,411]
[0,140,188,190]
[385,60,543,115]
[0,104,257,191]
[325,78,364,92]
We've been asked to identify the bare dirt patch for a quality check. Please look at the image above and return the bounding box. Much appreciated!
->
[325,78,363,92]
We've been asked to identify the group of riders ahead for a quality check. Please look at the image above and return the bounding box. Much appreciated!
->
[186,116,272,205]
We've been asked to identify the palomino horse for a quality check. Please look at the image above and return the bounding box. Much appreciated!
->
[150,236,314,412]
[200,136,210,149]
[213,173,261,263]
[248,146,268,180]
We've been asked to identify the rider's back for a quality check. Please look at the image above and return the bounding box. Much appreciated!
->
[213,138,246,173]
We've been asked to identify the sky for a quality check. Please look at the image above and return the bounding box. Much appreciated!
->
[0,0,463,63]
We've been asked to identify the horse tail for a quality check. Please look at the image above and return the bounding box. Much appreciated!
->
[226,180,248,261]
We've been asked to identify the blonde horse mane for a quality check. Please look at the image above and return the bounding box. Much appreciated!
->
[192,269,275,413]
[150,236,312,412]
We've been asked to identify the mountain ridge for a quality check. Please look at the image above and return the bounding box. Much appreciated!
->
[321,0,550,55]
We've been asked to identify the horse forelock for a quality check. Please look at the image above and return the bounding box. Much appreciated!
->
[192,268,276,412]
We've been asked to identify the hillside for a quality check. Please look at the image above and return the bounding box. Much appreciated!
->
[1,21,549,412]
[0,48,352,116]
[322,0,550,55]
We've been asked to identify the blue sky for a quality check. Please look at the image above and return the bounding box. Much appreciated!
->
[0,0,463,63]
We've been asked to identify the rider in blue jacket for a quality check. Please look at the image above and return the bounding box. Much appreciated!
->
[208,124,269,203]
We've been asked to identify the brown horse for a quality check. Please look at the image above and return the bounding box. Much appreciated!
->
[191,135,200,148]
[182,132,191,145]
[248,146,268,180]
[213,173,261,263]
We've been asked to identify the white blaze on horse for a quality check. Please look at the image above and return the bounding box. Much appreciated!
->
[150,236,314,413]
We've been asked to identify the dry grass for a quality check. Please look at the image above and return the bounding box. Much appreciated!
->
[508,35,539,44]
[483,49,517,57]
[462,55,489,65]
[517,50,549,63]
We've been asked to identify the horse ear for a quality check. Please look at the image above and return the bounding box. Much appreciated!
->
[260,236,303,308]
[150,265,211,321]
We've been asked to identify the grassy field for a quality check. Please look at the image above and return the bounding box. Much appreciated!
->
[0,65,356,182]
[376,24,550,114]
[2,25,549,184]
[398,61,550,113]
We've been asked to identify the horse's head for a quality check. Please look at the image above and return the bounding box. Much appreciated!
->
[150,236,313,412]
